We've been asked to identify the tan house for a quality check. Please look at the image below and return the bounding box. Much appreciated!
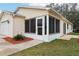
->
[0,6,73,42]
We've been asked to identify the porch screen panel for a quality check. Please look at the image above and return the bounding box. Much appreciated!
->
[45,16,47,35]
[49,16,54,34]
[56,19,60,33]
[37,19,42,26]
[37,19,42,35]
[25,18,36,33]
[25,20,29,32]
[30,18,36,33]
[67,23,69,29]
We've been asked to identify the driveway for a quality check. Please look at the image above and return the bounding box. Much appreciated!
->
[0,37,43,56]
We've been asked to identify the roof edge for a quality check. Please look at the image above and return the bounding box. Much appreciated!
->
[15,6,50,13]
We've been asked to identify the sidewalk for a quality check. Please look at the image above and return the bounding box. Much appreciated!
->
[59,35,79,40]
[0,39,43,56]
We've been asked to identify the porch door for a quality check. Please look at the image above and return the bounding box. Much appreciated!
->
[36,16,44,35]
[63,23,66,34]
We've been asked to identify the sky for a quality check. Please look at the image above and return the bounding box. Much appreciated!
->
[0,3,29,12]
[0,3,48,12]
[0,3,79,12]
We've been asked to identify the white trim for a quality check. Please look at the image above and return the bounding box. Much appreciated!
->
[47,15,49,35]
[36,17,37,35]
[43,16,45,35]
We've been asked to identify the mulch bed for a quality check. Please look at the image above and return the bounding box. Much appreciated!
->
[77,38,79,43]
[3,36,33,44]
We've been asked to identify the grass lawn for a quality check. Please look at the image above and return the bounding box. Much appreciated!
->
[11,38,79,56]
[69,32,79,35]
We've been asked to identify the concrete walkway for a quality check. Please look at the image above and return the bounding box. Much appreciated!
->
[59,35,79,40]
[0,39,43,56]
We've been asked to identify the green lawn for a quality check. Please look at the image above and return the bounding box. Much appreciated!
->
[69,32,79,35]
[11,38,79,56]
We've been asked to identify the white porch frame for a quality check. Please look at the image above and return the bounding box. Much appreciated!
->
[36,15,49,36]
[36,16,45,35]
[46,15,49,35]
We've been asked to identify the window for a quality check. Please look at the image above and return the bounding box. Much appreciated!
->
[25,18,36,33]
[49,16,55,34]
[56,19,60,33]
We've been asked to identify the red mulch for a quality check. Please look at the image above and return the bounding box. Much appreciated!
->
[3,36,33,44]
[77,39,79,43]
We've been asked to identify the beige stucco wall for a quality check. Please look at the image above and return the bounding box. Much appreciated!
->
[13,16,25,36]
[16,8,48,19]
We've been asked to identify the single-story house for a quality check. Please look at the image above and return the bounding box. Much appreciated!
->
[0,6,73,42]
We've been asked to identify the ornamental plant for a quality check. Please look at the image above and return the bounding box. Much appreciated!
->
[13,34,26,41]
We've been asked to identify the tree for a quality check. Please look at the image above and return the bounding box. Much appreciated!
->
[46,3,79,31]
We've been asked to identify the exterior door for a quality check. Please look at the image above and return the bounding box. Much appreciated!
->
[63,23,66,34]
[36,16,44,35]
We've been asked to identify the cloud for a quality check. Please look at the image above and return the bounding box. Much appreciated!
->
[0,10,2,13]
[29,3,49,7]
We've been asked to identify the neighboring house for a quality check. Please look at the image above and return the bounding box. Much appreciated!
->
[0,6,73,42]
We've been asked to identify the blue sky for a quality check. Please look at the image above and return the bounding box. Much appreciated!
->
[0,3,29,12]
[0,3,48,12]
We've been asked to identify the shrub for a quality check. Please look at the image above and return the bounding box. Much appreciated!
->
[13,34,26,41]
[73,29,79,33]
